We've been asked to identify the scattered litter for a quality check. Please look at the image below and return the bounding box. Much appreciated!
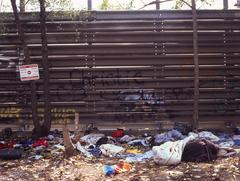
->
[152,135,196,165]
[103,162,132,176]
[182,139,219,162]
[100,144,125,157]
[125,150,154,162]
[112,129,124,138]
[80,134,105,145]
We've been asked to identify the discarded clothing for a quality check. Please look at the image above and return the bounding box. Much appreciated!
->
[120,135,135,143]
[0,140,16,149]
[181,139,219,162]
[128,138,151,147]
[233,135,240,146]
[100,144,125,157]
[96,136,116,146]
[115,153,135,159]
[96,137,108,146]
[198,131,220,142]
[87,145,102,158]
[125,150,154,162]
[152,135,196,165]
[154,130,184,144]
[112,129,124,138]
[76,142,93,158]
[32,139,48,148]
[80,134,104,145]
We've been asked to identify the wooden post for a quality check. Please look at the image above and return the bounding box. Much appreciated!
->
[10,0,40,133]
[192,0,199,130]
[39,0,51,134]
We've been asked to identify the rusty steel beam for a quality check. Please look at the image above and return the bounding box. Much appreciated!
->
[3,20,240,33]
[1,10,240,23]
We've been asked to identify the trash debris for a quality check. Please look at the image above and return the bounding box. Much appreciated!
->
[154,130,184,144]
[128,137,151,147]
[152,135,196,165]
[103,162,132,176]
[112,129,124,138]
[80,133,105,145]
[87,145,102,158]
[100,144,125,157]
[126,148,142,154]
[181,139,219,162]
[198,131,220,142]
[32,139,48,148]
[76,142,93,158]
[233,135,240,146]
[0,125,239,180]
[125,150,154,162]
[120,135,135,143]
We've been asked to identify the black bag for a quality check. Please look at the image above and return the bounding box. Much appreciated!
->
[181,139,219,162]
[0,148,23,160]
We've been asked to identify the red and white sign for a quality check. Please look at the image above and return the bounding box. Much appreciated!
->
[19,64,40,81]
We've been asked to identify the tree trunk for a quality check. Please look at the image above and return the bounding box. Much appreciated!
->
[20,0,25,12]
[39,0,51,135]
[10,0,40,136]
[63,124,75,157]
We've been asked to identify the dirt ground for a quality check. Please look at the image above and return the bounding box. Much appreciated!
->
[0,154,239,181]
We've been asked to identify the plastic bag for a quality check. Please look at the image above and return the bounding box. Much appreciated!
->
[100,144,125,157]
[152,135,196,165]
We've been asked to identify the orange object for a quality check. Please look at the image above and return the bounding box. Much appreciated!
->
[114,162,132,174]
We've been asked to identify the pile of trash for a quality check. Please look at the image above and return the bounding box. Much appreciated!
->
[0,125,240,177]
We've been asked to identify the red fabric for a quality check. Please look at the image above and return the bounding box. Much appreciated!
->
[112,130,124,138]
[0,140,16,149]
[32,139,48,148]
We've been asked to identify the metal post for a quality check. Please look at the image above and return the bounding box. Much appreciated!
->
[10,0,39,130]
[192,0,199,130]
[223,0,228,10]
[88,0,92,10]
[39,0,51,133]
[156,0,160,10]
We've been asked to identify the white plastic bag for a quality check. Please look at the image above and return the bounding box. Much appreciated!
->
[152,135,196,165]
[100,144,125,157]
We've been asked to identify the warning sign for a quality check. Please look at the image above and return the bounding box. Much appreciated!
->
[19,64,40,81]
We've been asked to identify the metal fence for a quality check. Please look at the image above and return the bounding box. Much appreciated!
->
[0,10,239,129]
